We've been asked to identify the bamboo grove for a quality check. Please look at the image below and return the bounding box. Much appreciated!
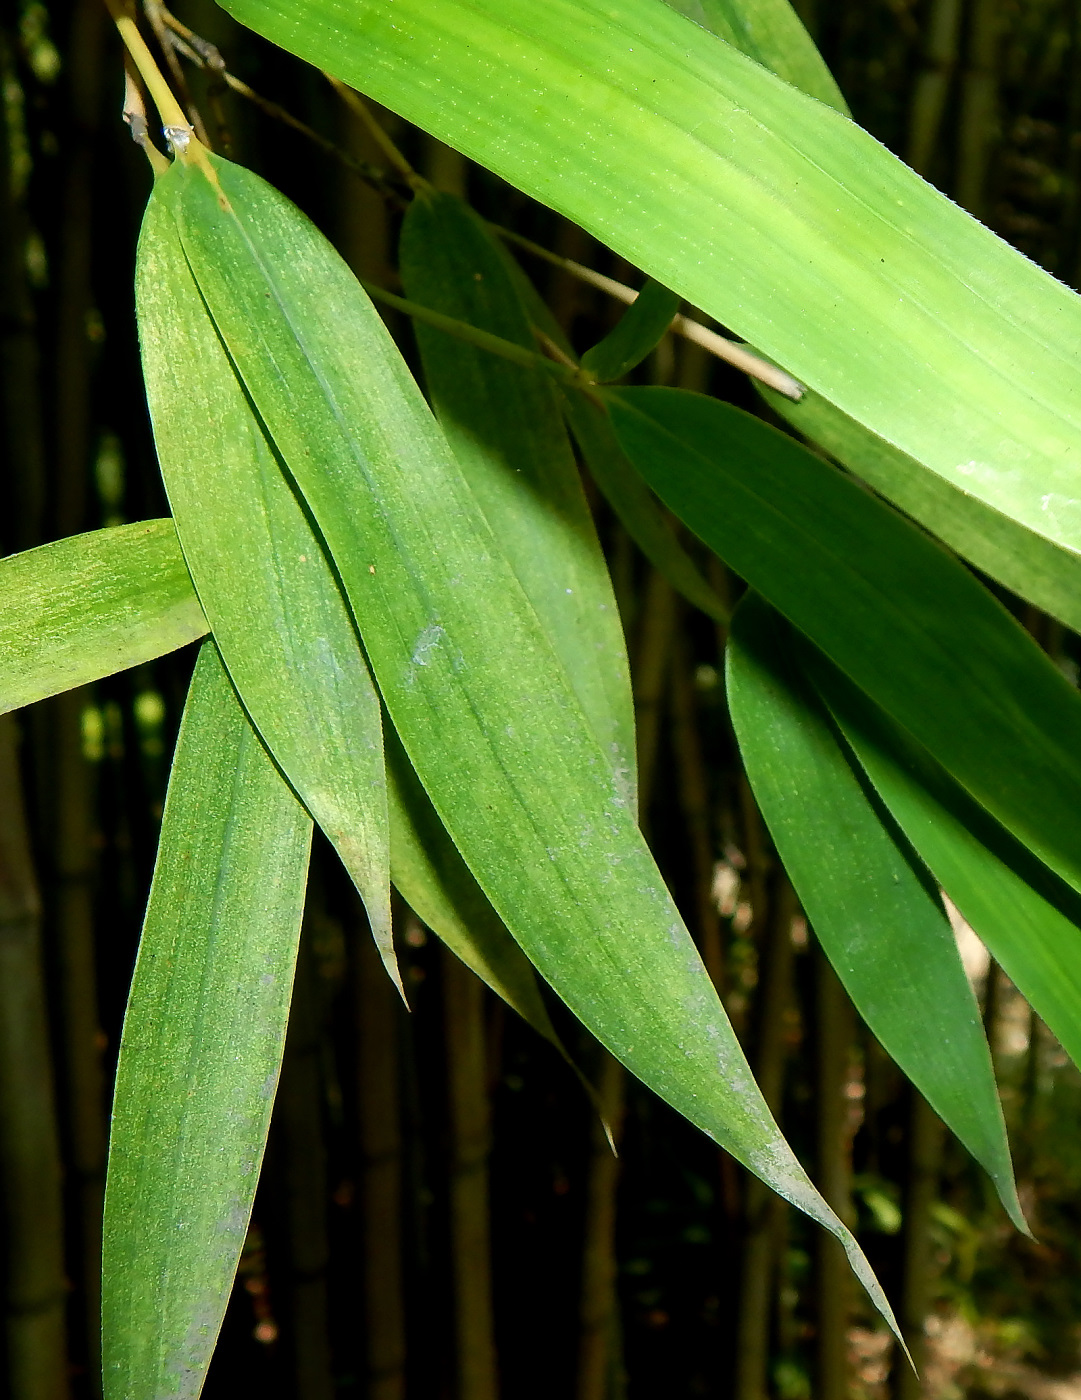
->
[5,2,1081,1399]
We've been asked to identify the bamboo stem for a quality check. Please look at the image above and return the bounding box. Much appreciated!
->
[955,0,1002,217]
[893,1091,945,1400]
[576,1050,628,1400]
[0,714,70,1400]
[906,0,964,176]
[814,949,855,1400]
[443,945,500,1400]
[733,877,796,1400]
[357,921,406,1400]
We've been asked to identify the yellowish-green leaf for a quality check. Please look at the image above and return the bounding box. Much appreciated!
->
[0,521,206,715]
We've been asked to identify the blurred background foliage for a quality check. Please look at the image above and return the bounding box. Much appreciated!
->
[4,0,1081,1397]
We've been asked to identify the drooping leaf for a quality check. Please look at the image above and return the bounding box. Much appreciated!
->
[605,387,1081,904]
[563,391,729,625]
[727,593,1022,1226]
[0,521,206,715]
[136,187,396,988]
[102,640,312,1400]
[220,0,1081,561]
[157,150,897,1327]
[580,278,681,385]
[668,0,846,110]
[398,188,635,804]
[805,648,1081,1080]
[761,383,1081,634]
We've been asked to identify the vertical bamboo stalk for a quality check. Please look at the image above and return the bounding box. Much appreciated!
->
[443,945,499,1400]
[357,920,406,1400]
[278,927,336,1400]
[670,627,724,994]
[0,714,70,1400]
[733,877,796,1400]
[906,0,965,177]
[814,949,856,1400]
[893,1091,945,1400]
[956,0,1002,217]
[577,1052,628,1400]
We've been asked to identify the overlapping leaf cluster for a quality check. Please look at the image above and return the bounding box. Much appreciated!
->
[3,0,1081,1393]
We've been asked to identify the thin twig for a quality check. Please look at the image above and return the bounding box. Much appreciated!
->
[324,75,428,191]
[142,0,209,145]
[497,227,805,400]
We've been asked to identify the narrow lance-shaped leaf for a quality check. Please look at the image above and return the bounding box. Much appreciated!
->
[761,382,1081,636]
[398,188,635,804]
[0,521,207,715]
[136,187,396,989]
[727,592,1022,1227]
[605,387,1081,906]
[162,151,898,1331]
[102,640,312,1400]
[805,648,1081,1081]
[138,177,560,1037]
[580,278,682,385]
[666,0,847,110]
[219,0,1081,562]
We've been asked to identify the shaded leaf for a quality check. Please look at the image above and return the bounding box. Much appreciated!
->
[727,592,1022,1227]
[102,640,312,1400]
[580,278,681,384]
[761,382,1081,635]
[606,387,1081,904]
[806,649,1081,1082]
[0,521,206,715]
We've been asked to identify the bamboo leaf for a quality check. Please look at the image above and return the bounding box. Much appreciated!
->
[136,185,396,987]
[761,383,1081,634]
[605,388,1081,905]
[667,0,847,111]
[0,521,207,715]
[219,0,1081,560]
[806,648,1081,1082]
[727,592,1022,1227]
[563,392,729,624]
[580,278,681,384]
[398,188,635,804]
[158,152,897,1329]
[102,640,312,1400]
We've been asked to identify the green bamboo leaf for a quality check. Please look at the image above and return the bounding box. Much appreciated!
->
[667,0,847,110]
[805,648,1081,1081]
[604,387,1081,905]
[563,392,728,624]
[727,592,1022,1227]
[398,188,635,803]
[0,521,206,715]
[102,640,312,1400]
[761,383,1081,634]
[220,0,1081,559]
[135,185,397,988]
[158,152,897,1330]
[580,278,681,384]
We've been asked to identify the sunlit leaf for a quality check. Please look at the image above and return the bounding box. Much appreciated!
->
[158,151,897,1327]
[728,593,1022,1227]
[605,387,1081,904]
[102,640,312,1400]
[219,0,1081,562]
[0,521,206,715]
